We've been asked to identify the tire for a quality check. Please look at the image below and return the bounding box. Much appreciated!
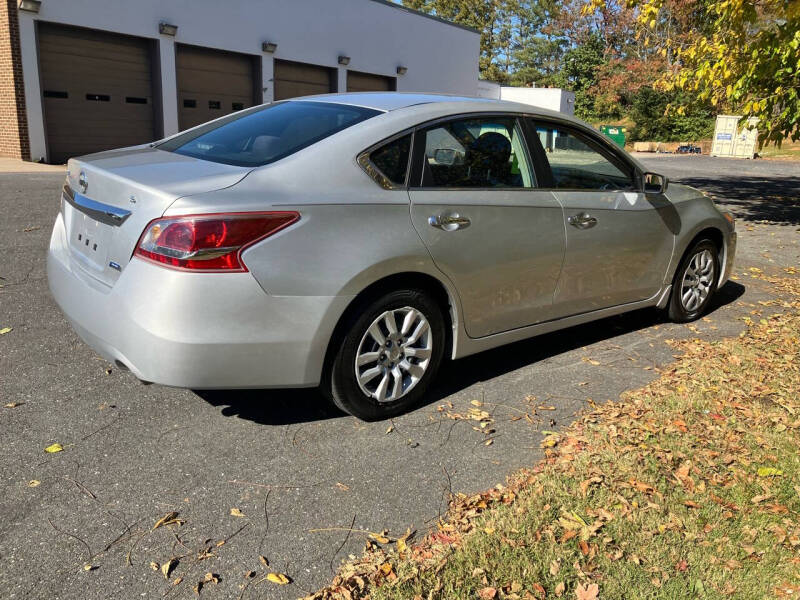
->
[323,289,446,421]
[667,239,719,322]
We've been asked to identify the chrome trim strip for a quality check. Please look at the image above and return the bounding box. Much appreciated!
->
[62,184,131,226]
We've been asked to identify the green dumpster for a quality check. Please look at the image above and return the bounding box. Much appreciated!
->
[600,125,626,148]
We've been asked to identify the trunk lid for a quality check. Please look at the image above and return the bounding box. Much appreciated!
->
[63,146,252,286]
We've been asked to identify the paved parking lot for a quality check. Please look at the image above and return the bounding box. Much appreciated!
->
[1,155,797,599]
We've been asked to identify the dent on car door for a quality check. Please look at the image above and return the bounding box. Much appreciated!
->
[408,114,566,338]
[530,120,676,317]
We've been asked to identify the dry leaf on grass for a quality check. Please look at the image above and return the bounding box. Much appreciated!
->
[575,583,599,600]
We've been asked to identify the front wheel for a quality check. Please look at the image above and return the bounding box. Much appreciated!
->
[324,289,446,421]
[667,239,719,322]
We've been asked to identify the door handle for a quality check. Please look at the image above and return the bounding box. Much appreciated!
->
[429,213,471,231]
[567,212,598,229]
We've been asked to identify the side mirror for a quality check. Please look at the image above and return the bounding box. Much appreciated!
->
[433,148,457,166]
[643,172,668,194]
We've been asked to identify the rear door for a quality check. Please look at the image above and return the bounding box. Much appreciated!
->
[529,120,675,316]
[409,114,565,338]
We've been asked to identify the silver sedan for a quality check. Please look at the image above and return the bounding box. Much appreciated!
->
[47,93,736,420]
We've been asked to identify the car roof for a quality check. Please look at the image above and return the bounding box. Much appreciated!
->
[293,92,521,112]
[292,92,583,126]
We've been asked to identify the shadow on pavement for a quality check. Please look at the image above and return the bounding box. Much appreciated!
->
[196,281,745,425]
[678,176,800,226]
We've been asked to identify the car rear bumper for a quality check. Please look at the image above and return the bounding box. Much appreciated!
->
[47,213,350,388]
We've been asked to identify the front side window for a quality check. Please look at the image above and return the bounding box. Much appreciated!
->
[417,116,534,188]
[159,101,380,167]
[535,124,635,190]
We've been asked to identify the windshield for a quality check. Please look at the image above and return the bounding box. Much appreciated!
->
[159,101,381,167]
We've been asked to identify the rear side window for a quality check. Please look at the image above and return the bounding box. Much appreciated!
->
[360,133,412,188]
[416,116,534,188]
[159,101,380,167]
[534,124,635,190]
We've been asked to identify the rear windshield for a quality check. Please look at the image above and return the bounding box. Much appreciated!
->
[159,101,381,167]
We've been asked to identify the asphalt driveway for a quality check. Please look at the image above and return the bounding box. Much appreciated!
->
[0,155,797,599]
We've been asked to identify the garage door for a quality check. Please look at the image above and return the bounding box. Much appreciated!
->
[37,22,156,164]
[347,70,396,93]
[273,59,336,101]
[177,45,258,131]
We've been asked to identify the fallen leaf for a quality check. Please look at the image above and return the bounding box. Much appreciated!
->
[265,572,290,585]
[0,327,12,335]
[336,482,350,491]
[555,581,566,597]
[757,467,783,477]
[83,564,95,571]
[150,561,159,571]
[152,511,182,530]
[550,559,561,576]
[161,558,176,580]
[28,480,40,487]
[230,507,245,517]
[203,572,219,584]
[478,587,497,599]
[369,532,390,544]
[259,555,269,567]
[385,425,394,434]
[575,583,599,600]
[44,443,63,453]
[4,402,22,408]
[675,560,688,572]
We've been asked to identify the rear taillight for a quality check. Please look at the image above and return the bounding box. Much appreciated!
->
[134,212,299,271]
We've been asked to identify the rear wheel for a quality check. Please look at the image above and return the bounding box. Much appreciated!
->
[667,239,719,322]
[324,289,446,420]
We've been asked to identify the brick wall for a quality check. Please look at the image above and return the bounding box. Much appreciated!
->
[0,1,30,161]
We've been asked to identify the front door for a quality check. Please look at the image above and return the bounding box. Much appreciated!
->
[530,121,675,317]
[409,115,566,338]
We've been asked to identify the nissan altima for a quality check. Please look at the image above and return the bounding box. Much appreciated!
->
[47,93,736,420]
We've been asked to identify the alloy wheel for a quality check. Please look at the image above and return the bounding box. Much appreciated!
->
[354,306,433,403]
[680,248,715,312]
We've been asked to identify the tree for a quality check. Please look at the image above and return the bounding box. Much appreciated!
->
[586,0,800,144]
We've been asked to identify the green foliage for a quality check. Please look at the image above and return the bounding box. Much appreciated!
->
[589,0,800,145]
[557,34,606,121]
[628,87,715,142]
[402,0,799,144]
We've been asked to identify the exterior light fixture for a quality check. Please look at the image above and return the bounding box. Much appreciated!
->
[158,22,178,36]
[338,55,351,66]
[18,0,42,12]
[262,41,277,53]
[396,65,408,75]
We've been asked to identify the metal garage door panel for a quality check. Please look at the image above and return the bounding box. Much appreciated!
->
[177,45,257,131]
[273,59,336,101]
[38,23,155,164]
[346,70,396,92]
